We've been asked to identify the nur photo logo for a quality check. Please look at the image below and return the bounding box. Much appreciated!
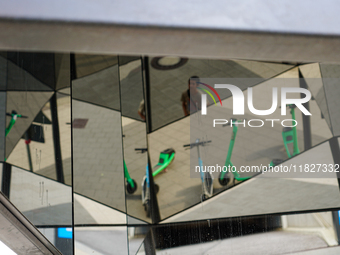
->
[196,82,312,128]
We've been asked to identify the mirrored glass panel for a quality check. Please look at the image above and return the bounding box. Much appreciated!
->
[74,226,128,255]
[2,49,340,255]
[4,52,71,185]
[72,54,120,110]
[146,211,336,254]
[122,116,149,223]
[145,73,336,222]
[119,56,152,223]
[119,56,145,120]
[9,165,72,226]
[300,64,332,133]
[179,76,336,222]
[72,53,125,232]
[0,52,6,91]
[148,118,190,220]
[37,227,72,255]
[0,51,73,253]
[0,163,2,187]
[148,67,335,221]
[148,57,293,131]
[232,59,295,79]
[55,53,71,92]
[72,99,126,221]
[164,141,340,222]
[0,92,5,161]
[6,52,55,91]
[5,92,61,178]
[128,226,148,255]
[319,64,340,136]
[74,193,126,225]
[148,71,336,219]
[55,92,72,185]
[74,54,118,79]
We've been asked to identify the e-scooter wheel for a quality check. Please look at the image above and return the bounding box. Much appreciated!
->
[204,172,213,196]
[201,194,209,201]
[271,159,284,166]
[126,179,138,194]
[218,172,230,186]
[154,184,159,194]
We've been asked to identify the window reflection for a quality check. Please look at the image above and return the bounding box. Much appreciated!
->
[1,51,340,255]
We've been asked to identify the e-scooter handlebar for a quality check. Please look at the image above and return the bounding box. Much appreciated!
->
[183,140,211,148]
[6,111,28,118]
[135,148,148,153]
[279,104,297,109]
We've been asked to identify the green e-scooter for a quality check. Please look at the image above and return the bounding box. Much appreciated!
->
[218,119,252,186]
[266,104,300,168]
[5,110,29,163]
[140,148,175,217]
[124,160,138,194]
[122,134,138,194]
[282,104,300,158]
[6,110,28,137]
[184,139,213,201]
[267,105,300,167]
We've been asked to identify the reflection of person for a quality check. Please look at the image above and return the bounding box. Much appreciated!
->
[181,76,202,116]
[138,99,146,121]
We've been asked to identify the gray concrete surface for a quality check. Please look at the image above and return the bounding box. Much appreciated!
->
[3,1,340,63]
[72,64,120,110]
[290,246,340,254]
[75,227,128,255]
[9,166,72,226]
[72,100,126,213]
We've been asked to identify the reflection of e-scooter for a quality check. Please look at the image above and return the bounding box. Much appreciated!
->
[184,139,213,201]
[5,110,29,163]
[140,148,175,217]
[218,119,252,186]
[263,105,300,168]
[282,104,300,158]
[266,105,300,167]
[6,110,28,137]
[124,161,138,194]
[122,135,138,194]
